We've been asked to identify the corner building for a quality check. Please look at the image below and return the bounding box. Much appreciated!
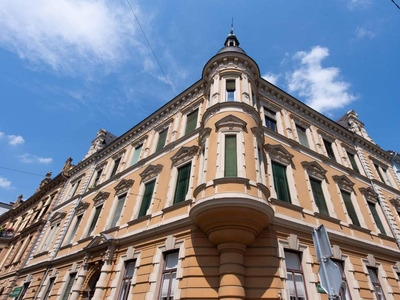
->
[15,31,400,300]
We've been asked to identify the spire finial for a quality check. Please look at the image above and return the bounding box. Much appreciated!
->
[230,18,234,34]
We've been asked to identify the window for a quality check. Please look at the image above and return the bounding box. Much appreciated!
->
[16,282,30,300]
[224,135,237,177]
[347,152,360,173]
[333,260,352,300]
[41,223,60,252]
[310,178,329,215]
[87,205,103,237]
[296,125,309,148]
[92,169,103,187]
[341,191,360,226]
[110,194,127,228]
[264,108,277,132]
[61,273,76,300]
[323,139,336,161]
[284,250,307,300]
[131,144,143,165]
[185,110,198,135]
[65,215,82,245]
[368,202,386,235]
[159,251,179,300]
[173,163,191,204]
[110,157,121,178]
[226,79,235,101]
[118,260,136,300]
[42,277,55,300]
[138,181,155,217]
[67,179,81,199]
[367,267,386,300]
[374,164,385,182]
[272,161,291,203]
[156,129,168,152]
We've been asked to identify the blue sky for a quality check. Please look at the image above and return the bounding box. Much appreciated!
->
[0,0,399,203]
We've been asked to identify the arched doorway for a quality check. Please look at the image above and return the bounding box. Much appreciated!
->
[83,269,100,300]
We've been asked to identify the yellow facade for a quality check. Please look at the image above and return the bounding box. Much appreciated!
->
[6,31,400,300]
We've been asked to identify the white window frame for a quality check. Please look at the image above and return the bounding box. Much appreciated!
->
[363,255,391,300]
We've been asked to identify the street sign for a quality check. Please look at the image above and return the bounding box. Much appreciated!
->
[312,225,344,299]
[9,286,23,298]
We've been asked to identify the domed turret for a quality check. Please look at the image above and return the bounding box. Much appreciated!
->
[217,29,246,54]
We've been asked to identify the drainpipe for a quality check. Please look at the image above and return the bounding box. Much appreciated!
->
[354,144,400,250]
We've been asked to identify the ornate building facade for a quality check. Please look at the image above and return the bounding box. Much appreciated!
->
[9,31,400,300]
[0,160,70,299]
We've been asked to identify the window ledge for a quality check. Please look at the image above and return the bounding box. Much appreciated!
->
[315,212,341,224]
[77,236,93,244]
[349,224,371,234]
[101,226,119,234]
[127,214,151,226]
[32,251,49,259]
[162,199,192,213]
[213,177,250,185]
[270,198,303,212]
[378,233,396,242]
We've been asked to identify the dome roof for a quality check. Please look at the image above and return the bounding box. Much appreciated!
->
[217,30,246,55]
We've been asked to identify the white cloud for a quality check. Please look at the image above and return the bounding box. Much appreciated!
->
[0,1,137,76]
[7,135,25,146]
[348,0,371,10]
[0,177,12,189]
[19,153,53,164]
[262,72,280,86]
[286,46,357,114]
[0,132,4,138]
[356,26,377,39]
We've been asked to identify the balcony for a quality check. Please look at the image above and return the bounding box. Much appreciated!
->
[0,229,15,238]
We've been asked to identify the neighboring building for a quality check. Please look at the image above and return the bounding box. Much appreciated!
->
[0,161,71,299]
[12,31,400,300]
[0,203,12,217]
[388,150,400,182]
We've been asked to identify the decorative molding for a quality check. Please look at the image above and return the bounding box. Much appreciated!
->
[215,114,247,131]
[49,211,66,224]
[139,164,163,182]
[389,197,400,212]
[111,148,127,160]
[93,191,110,206]
[198,128,211,146]
[359,187,379,203]
[332,175,354,192]
[301,161,327,181]
[114,179,134,194]
[265,144,294,166]
[131,135,148,147]
[171,146,199,166]
[251,127,264,144]
[76,201,90,215]
[290,114,311,128]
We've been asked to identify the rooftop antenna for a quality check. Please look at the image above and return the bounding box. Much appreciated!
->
[231,18,234,33]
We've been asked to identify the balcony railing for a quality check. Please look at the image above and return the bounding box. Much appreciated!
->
[0,231,15,238]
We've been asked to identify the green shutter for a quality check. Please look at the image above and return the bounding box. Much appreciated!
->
[342,191,360,226]
[185,110,198,135]
[156,129,168,152]
[224,135,237,177]
[87,205,102,236]
[174,163,191,204]
[368,202,386,235]
[347,152,360,173]
[272,161,291,203]
[310,178,329,215]
[131,144,142,165]
[139,181,155,217]
[110,194,126,228]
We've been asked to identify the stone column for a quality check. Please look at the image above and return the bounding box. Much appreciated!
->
[92,246,114,300]
[218,242,246,300]
[70,256,89,300]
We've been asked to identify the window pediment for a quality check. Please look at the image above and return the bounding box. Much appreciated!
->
[49,211,66,224]
[171,146,199,166]
[93,191,110,206]
[301,161,327,181]
[198,128,211,146]
[390,197,400,212]
[265,144,294,166]
[75,201,89,215]
[140,164,163,182]
[290,114,310,128]
[359,187,378,203]
[215,114,247,131]
[333,175,354,192]
[114,179,134,194]
[131,135,148,147]
[112,149,127,160]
